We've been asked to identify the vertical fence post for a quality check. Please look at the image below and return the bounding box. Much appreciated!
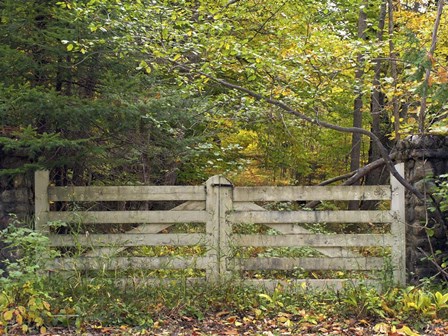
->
[35,170,50,234]
[390,163,406,286]
[206,175,233,281]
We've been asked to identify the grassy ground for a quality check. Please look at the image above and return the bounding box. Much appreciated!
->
[1,222,447,335]
[2,277,448,335]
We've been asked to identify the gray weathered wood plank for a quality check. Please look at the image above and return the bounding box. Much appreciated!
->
[49,256,212,270]
[232,257,384,271]
[234,233,393,247]
[243,279,381,291]
[113,277,206,288]
[35,170,50,233]
[48,185,206,202]
[230,210,393,224]
[234,185,391,202]
[47,210,210,224]
[390,163,406,286]
[206,175,233,281]
[49,233,207,247]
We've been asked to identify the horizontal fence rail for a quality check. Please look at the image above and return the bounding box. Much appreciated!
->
[35,164,406,288]
[48,233,208,247]
[47,210,210,224]
[229,210,394,223]
[232,257,385,271]
[48,185,206,202]
[233,185,391,201]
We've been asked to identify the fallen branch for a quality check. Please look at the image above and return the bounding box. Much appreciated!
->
[304,156,391,209]
[316,171,356,186]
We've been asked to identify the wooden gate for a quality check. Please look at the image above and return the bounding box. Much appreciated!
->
[35,164,406,289]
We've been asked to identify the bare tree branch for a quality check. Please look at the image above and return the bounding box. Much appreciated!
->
[173,64,425,200]
[417,247,448,282]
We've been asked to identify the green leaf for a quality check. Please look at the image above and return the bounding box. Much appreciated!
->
[3,310,13,321]
[258,293,273,303]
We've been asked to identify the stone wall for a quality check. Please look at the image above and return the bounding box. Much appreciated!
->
[0,155,34,224]
[395,135,448,283]
[0,153,34,272]
[0,178,34,222]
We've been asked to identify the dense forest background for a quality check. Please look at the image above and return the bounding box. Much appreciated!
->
[1,2,448,334]
[1,0,447,188]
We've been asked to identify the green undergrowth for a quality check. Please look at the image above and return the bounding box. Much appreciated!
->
[2,269,448,334]
[1,223,448,334]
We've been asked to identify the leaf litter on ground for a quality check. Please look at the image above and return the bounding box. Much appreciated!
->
[10,315,446,336]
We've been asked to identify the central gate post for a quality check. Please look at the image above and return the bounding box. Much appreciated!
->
[205,175,233,282]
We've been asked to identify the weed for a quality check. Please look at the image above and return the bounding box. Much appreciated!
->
[340,284,385,319]
[0,217,61,333]
[401,286,448,319]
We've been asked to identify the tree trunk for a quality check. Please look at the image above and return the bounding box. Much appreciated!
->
[418,0,445,133]
[362,0,390,210]
[349,0,368,210]
[388,0,400,141]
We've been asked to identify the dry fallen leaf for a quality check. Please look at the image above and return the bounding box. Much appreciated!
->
[216,310,230,318]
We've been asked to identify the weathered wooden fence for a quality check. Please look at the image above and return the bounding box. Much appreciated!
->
[35,164,406,289]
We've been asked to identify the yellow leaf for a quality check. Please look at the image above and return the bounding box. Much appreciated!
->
[3,310,13,321]
[40,326,47,334]
[67,43,74,51]
[16,313,23,325]
[43,301,51,311]
[374,322,389,333]
[284,319,294,327]
[258,294,273,302]
[398,325,420,336]
[278,316,288,323]
[17,306,26,315]
[437,68,448,83]
[34,316,44,326]
[22,324,29,333]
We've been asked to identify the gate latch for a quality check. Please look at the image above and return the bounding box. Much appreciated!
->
[210,183,233,187]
